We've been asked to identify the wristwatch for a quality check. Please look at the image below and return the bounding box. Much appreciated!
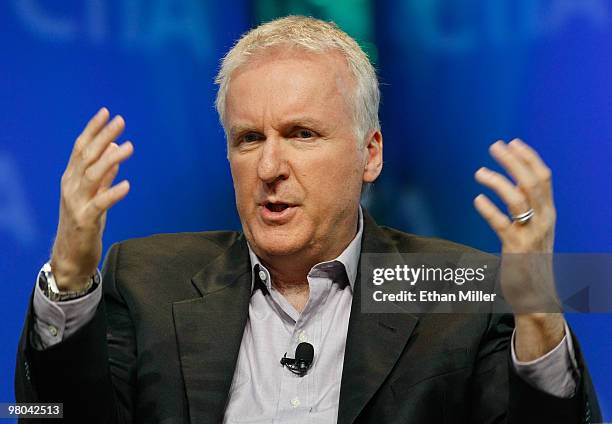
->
[39,262,100,301]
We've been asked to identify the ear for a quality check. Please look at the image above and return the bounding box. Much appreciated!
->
[362,130,383,183]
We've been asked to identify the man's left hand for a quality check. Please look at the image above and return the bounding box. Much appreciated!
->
[473,138,565,362]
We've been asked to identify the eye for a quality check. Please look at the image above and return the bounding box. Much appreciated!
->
[292,128,315,139]
[241,132,262,144]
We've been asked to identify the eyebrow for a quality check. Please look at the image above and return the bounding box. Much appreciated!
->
[228,123,254,139]
[287,117,326,131]
[228,117,327,138]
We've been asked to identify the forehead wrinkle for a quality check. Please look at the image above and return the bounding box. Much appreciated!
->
[226,48,355,135]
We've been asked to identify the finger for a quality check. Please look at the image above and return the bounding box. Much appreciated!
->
[69,107,110,164]
[474,193,512,236]
[85,180,130,219]
[97,164,119,193]
[82,141,133,194]
[507,139,553,195]
[95,142,120,192]
[80,107,110,142]
[65,142,118,196]
[489,141,542,207]
[76,115,126,172]
[474,167,530,216]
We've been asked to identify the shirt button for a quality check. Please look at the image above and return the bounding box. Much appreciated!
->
[258,270,267,282]
[298,331,308,343]
[48,325,58,337]
[290,397,300,408]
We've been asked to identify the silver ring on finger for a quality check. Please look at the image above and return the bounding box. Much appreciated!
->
[511,208,535,225]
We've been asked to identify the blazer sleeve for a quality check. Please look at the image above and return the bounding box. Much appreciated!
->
[14,243,136,423]
[468,311,602,424]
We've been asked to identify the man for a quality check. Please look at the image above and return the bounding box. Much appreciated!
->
[15,16,601,423]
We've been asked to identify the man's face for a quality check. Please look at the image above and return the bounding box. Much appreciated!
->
[225,47,381,264]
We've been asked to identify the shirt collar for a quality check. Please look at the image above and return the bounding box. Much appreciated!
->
[247,205,364,292]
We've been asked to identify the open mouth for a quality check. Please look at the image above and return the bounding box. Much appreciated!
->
[259,201,297,223]
[265,202,290,213]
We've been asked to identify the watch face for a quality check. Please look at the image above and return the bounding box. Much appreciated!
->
[38,273,46,290]
[38,272,50,295]
[37,263,97,301]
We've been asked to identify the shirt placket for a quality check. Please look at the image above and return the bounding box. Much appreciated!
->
[273,272,329,420]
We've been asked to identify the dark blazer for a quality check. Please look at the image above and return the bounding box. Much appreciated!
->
[15,210,601,423]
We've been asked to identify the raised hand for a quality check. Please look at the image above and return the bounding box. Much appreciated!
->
[474,139,556,255]
[50,107,134,291]
[474,138,564,361]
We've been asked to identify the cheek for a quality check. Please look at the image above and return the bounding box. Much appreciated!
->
[300,149,363,204]
[229,160,254,207]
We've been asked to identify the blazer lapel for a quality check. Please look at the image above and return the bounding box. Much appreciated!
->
[172,233,252,423]
[338,210,420,424]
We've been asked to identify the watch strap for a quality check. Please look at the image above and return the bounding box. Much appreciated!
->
[39,262,100,302]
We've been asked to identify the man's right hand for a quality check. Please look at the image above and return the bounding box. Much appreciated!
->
[50,107,134,291]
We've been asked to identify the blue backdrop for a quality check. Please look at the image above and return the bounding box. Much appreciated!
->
[1,0,610,420]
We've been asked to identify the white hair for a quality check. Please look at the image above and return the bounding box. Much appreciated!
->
[214,15,380,145]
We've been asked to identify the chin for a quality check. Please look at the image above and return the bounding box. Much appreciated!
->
[249,225,310,258]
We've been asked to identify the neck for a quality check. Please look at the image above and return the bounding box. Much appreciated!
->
[257,208,360,291]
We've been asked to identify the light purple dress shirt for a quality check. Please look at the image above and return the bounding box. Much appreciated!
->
[31,207,579,422]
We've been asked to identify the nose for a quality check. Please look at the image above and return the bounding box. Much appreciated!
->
[257,136,289,186]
